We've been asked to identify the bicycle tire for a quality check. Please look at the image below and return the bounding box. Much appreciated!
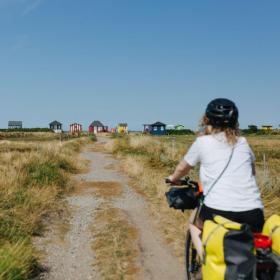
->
[257,272,273,280]
[185,230,202,280]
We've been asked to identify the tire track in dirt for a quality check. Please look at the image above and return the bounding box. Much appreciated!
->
[34,138,184,279]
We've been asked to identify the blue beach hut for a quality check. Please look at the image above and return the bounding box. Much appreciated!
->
[143,122,166,136]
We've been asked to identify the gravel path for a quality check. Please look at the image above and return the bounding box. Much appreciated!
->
[34,186,100,280]
[34,138,184,280]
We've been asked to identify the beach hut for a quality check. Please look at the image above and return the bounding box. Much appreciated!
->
[89,121,108,134]
[143,122,166,136]
[143,124,152,133]
[49,121,63,133]
[70,123,82,134]
[117,123,128,134]
[8,121,22,129]
[261,125,273,131]
[175,124,185,130]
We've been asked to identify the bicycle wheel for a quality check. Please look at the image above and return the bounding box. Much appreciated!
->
[185,230,202,280]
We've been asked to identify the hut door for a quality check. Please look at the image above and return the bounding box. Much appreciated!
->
[94,127,98,134]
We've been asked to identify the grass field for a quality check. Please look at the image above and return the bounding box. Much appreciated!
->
[1,132,278,277]
[106,134,280,262]
[0,134,89,280]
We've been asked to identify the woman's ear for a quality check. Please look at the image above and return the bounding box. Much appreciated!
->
[201,115,210,125]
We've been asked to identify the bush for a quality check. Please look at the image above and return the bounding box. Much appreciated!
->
[88,134,97,142]
[241,129,280,136]
[166,129,194,135]
[56,158,77,173]
[24,162,67,188]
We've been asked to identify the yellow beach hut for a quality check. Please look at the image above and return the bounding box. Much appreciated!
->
[117,123,128,134]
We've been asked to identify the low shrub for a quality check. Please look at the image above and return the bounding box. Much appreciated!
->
[24,162,67,188]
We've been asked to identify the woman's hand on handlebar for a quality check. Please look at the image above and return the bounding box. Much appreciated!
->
[168,160,192,185]
[166,175,182,186]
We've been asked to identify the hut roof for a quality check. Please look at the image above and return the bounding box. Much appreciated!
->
[49,120,62,126]
[90,121,104,127]
[151,121,166,127]
[70,123,82,126]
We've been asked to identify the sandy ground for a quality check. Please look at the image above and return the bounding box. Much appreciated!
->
[34,137,184,280]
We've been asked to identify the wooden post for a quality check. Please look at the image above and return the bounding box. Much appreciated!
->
[263,153,271,188]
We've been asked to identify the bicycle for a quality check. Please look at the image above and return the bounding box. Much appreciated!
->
[165,177,280,280]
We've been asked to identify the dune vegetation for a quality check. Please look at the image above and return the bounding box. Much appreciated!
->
[0,131,86,142]
[106,134,280,262]
[0,135,89,280]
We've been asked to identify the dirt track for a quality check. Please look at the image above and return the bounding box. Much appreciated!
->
[34,137,184,279]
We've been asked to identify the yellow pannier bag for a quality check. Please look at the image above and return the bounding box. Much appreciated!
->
[263,214,280,256]
[202,216,256,280]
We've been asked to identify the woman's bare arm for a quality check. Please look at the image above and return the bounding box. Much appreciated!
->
[168,160,193,184]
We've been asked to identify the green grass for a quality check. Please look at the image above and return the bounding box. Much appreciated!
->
[0,240,38,280]
[88,134,97,142]
[25,162,67,187]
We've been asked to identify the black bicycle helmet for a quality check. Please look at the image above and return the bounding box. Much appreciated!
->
[206,98,239,128]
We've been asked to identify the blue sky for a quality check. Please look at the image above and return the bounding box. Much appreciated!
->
[0,0,279,130]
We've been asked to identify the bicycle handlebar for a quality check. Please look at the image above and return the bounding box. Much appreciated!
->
[165,177,199,188]
[165,178,174,184]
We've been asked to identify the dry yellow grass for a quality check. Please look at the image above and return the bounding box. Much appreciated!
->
[92,204,140,280]
[82,177,140,279]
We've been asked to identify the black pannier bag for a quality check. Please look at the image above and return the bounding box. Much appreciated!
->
[165,187,200,211]
[202,216,256,280]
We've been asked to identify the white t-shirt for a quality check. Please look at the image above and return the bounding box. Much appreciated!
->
[184,133,263,211]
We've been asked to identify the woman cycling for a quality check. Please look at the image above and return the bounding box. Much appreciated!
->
[168,98,264,232]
